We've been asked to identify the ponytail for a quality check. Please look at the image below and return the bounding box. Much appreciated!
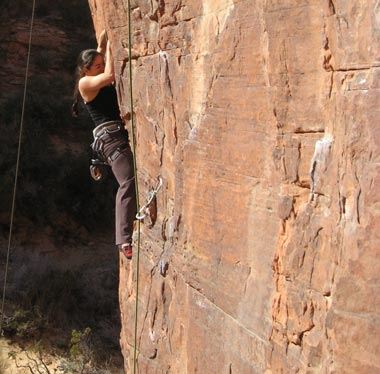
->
[71,68,82,117]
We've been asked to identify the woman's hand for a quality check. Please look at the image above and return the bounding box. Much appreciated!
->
[97,29,108,54]
[79,38,115,101]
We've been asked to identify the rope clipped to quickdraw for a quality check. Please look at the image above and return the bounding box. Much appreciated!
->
[125,1,141,373]
[0,0,36,335]
[136,177,163,220]
[123,1,163,371]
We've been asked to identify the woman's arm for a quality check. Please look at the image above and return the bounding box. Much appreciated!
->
[79,41,115,101]
[97,29,107,54]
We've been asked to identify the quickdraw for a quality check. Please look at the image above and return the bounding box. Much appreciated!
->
[136,176,163,220]
[89,122,127,182]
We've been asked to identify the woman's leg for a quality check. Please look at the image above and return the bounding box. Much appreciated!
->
[103,135,137,246]
[111,145,136,245]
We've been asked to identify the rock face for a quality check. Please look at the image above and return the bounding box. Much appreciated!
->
[88,0,380,372]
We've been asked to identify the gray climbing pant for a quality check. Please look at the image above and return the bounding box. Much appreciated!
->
[94,124,137,246]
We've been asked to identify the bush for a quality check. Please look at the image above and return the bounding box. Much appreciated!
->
[4,252,120,352]
[2,308,45,339]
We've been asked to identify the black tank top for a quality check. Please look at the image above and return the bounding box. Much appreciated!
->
[84,85,121,126]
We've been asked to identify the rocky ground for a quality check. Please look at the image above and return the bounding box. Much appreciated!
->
[0,339,61,374]
[0,233,124,373]
[0,338,124,374]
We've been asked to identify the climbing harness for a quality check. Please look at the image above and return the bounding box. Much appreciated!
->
[92,120,124,143]
[91,121,125,159]
[0,0,36,335]
[136,177,163,220]
[89,121,128,181]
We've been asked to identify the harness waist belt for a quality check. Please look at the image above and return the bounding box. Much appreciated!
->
[93,120,123,139]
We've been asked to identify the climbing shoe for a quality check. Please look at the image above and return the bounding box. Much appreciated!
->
[119,243,133,260]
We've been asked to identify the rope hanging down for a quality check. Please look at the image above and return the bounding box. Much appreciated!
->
[0,0,37,335]
[124,1,163,371]
[125,0,142,373]
[122,1,164,369]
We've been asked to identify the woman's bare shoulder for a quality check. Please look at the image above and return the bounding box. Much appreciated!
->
[79,73,113,95]
[78,76,98,102]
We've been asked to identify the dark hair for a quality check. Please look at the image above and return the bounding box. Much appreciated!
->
[71,49,102,117]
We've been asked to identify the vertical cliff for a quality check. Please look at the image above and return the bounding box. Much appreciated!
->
[88,0,380,372]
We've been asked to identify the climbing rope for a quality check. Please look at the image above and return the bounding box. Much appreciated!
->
[124,0,141,373]
[0,0,36,335]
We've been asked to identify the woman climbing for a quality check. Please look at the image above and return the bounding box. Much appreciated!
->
[72,30,137,260]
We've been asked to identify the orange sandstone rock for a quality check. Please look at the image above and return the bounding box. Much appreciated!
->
[88,0,380,372]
